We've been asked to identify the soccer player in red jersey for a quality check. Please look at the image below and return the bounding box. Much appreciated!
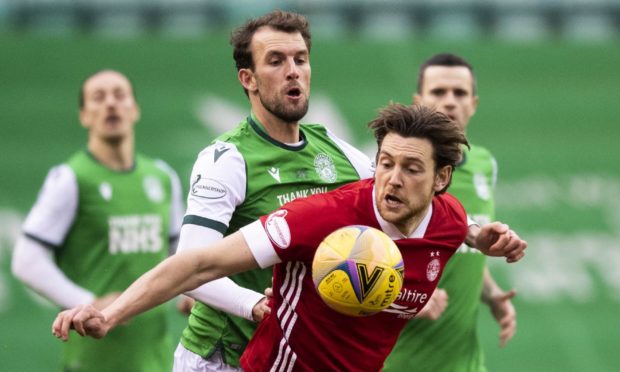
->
[52,104,527,371]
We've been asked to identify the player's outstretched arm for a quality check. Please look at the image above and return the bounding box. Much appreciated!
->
[474,222,527,263]
[52,231,259,341]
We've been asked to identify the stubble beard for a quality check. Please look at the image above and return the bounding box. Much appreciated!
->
[376,191,433,235]
[260,93,309,124]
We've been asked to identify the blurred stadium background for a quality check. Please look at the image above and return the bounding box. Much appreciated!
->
[1,0,619,370]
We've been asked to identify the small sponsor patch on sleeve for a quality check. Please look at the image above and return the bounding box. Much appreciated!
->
[190,174,227,199]
[265,210,291,249]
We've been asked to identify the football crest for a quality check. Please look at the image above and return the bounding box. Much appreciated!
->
[314,153,337,183]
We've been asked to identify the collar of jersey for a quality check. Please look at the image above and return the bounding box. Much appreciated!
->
[247,113,308,151]
[371,185,432,239]
[85,149,137,173]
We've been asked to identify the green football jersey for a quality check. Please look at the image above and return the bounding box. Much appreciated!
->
[384,144,497,372]
[180,115,373,366]
[35,151,179,372]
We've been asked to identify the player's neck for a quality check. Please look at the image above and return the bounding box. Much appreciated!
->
[88,135,135,171]
[251,106,300,144]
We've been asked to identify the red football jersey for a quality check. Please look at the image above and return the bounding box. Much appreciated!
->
[240,178,468,371]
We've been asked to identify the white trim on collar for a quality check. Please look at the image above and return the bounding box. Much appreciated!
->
[372,185,432,240]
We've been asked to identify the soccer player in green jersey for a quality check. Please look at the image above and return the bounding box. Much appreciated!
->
[384,53,517,371]
[171,10,375,371]
[11,70,184,372]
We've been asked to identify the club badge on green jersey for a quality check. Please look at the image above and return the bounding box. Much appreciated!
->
[143,176,164,203]
[99,182,112,201]
[314,153,337,183]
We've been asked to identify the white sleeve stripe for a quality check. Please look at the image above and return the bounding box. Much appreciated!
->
[240,220,281,268]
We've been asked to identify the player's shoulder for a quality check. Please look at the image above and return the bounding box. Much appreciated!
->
[36,162,77,199]
[133,153,176,176]
[435,192,468,223]
[212,117,253,144]
[195,140,243,165]
[65,150,92,170]
[466,143,495,160]
[300,122,328,134]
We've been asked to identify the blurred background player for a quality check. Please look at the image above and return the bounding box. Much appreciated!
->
[11,70,184,372]
[51,103,527,371]
[384,53,517,371]
[172,10,374,371]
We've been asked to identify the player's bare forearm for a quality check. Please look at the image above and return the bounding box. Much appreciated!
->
[104,232,258,327]
[52,231,259,340]
[103,250,209,327]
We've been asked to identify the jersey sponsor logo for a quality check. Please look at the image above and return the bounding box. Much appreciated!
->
[265,210,291,249]
[276,186,328,206]
[314,153,337,183]
[426,257,441,282]
[383,303,419,319]
[213,146,230,163]
[99,182,112,201]
[268,167,281,183]
[191,174,227,199]
[396,287,429,304]
[143,176,164,203]
[474,172,491,201]
[108,214,163,254]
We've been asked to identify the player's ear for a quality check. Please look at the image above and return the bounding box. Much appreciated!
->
[79,109,90,129]
[413,93,421,105]
[471,94,479,115]
[133,102,141,125]
[238,68,257,93]
[433,165,452,193]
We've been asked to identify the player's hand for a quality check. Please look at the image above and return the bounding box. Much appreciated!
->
[177,295,195,316]
[487,289,517,347]
[52,304,110,341]
[475,222,527,263]
[417,288,448,320]
[251,287,273,322]
[91,292,121,310]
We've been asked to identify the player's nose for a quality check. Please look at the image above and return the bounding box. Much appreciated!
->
[285,59,300,80]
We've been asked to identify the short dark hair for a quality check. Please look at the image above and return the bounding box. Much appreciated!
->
[78,69,136,109]
[417,53,477,95]
[230,10,311,72]
[368,103,469,194]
